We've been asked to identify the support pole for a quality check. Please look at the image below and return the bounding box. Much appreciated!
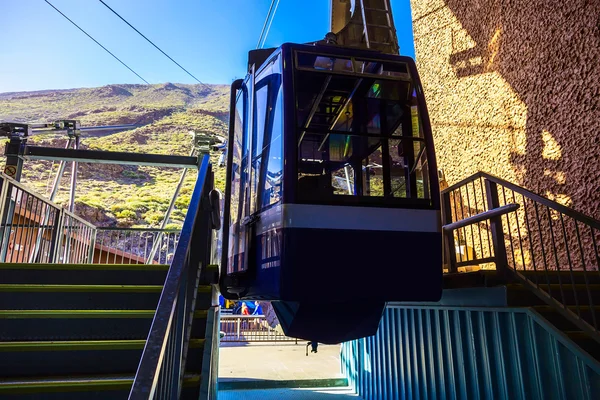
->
[146,147,197,264]
[68,135,80,213]
[49,138,73,201]
[485,179,509,281]
[32,130,76,263]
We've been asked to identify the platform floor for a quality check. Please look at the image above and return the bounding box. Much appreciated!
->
[218,342,344,382]
[219,387,361,399]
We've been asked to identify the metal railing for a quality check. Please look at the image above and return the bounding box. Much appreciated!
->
[219,315,298,343]
[442,171,600,343]
[0,175,65,263]
[95,228,181,265]
[56,210,96,264]
[0,173,184,266]
[199,306,220,400]
[129,155,217,399]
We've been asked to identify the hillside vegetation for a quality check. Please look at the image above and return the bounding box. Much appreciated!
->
[0,83,230,228]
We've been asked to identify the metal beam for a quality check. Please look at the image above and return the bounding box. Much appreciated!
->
[31,124,139,134]
[22,146,199,169]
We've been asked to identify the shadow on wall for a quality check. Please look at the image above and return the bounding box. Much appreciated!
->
[412,0,600,219]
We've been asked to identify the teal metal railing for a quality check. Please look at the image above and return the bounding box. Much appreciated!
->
[342,304,600,400]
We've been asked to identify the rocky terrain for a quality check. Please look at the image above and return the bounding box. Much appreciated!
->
[0,82,230,228]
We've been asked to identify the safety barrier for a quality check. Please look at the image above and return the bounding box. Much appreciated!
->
[0,174,71,263]
[129,155,217,399]
[94,227,181,265]
[220,315,297,343]
[0,174,183,265]
[56,209,96,264]
[441,172,600,345]
[342,304,600,400]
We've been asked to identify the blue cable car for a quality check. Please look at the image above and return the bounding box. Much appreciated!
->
[220,42,442,344]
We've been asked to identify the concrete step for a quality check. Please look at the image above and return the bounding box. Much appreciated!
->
[0,309,207,341]
[533,305,600,333]
[0,339,205,378]
[518,270,600,285]
[565,331,600,361]
[0,374,202,400]
[0,263,168,285]
[0,284,212,310]
[506,284,600,306]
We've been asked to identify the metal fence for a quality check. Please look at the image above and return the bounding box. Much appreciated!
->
[342,304,600,400]
[94,228,181,265]
[0,173,182,265]
[219,315,298,343]
[0,175,62,263]
[56,210,96,264]
[441,171,600,344]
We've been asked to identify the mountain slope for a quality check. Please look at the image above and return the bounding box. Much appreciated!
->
[0,83,230,228]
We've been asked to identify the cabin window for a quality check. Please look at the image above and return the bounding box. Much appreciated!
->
[227,84,250,274]
[251,85,269,214]
[295,57,431,206]
[252,54,283,212]
[263,85,283,207]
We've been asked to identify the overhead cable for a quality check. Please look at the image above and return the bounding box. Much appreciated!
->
[256,0,276,48]
[44,0,149,84]
[98,0,210,91]
[260,0,281,49]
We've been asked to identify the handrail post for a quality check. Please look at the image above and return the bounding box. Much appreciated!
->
[87,228,97,264]
[50,210,64,264]
[441,190,457,273]
[0,181,12,262]
[485,179,509,281]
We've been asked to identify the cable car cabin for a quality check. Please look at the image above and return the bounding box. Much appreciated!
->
[221,43,442,344]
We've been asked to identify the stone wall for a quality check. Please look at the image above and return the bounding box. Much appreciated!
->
[410,0,600,219]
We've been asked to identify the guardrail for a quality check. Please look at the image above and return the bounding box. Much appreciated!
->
[57,209,96,264]
[95,228,181,265]
[0,174,68,263]
[0,174,183,266]
[342,304,600,400]
[442,171,600,344]
[129,155,217,399]
[219,315,298,343]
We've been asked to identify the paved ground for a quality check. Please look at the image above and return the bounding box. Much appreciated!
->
[218,342,344,381]
[219,387,360,399]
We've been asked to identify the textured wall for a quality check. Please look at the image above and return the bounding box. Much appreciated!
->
[410,0,600,219]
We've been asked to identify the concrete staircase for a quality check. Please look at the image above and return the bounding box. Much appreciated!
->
[0,263,213,399]
[446,269,600,363]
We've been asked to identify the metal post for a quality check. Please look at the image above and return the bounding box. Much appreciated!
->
[88,229,97,264]
[146,147,196,264]
[49,210,64,263]
[344,165,353,194]
[68,135,79,213]
[0,183,14,262]
[25,139,75,263]
[170,275,188,399]
[485,179,509,281]
[1,123,30,182]
[441,191,458,273]
[49,138,73,201]
[4,137,25,182]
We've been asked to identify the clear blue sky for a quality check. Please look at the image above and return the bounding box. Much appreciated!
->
[0,0,415,93]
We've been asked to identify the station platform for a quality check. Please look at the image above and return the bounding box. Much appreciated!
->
[219,342,344,383]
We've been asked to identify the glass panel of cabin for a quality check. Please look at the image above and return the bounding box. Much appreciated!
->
[294,52,431,206]
[227,86,247,273]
